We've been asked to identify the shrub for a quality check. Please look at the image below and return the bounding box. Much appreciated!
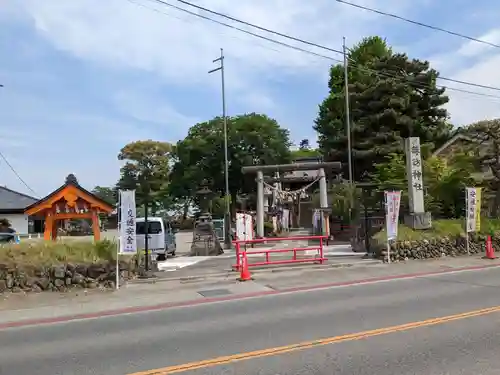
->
[264,221,274,236]
[373,218,500,243]
[0,239,129,267]
[172,218,195,230]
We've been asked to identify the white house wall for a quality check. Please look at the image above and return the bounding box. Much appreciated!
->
[0,214,29,234]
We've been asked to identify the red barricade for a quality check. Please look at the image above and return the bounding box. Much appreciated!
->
[232,235,328,270]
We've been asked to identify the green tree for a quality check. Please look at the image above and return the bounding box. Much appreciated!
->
[424,155,475,218]
[312,182,359,223]
[466,119,500,215]
[92,186,117,205]
[314,36,451,181]
[91,186,117,229]
[65,173,79,185]
[290,148,321,160]
[171,113,291,213]
[291,139,321,159]
[371,152,475,218]
[167,144,197,215]
[299,139,310,150]
[117,140,172,214]
[209,196,227,218]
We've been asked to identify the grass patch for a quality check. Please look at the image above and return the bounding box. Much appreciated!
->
[0,239,126,267]
[373,218,500,243]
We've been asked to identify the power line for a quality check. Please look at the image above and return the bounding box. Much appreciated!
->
[435,77,500,92]
[137,0,344,61]
[163,0,345,55]
[0,149,38,197]
[132,0,500,100]
[126,0,287,55]
[161,0,500,93]
[336,0,500,49]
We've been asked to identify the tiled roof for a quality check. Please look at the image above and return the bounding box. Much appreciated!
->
[0,186,38,210]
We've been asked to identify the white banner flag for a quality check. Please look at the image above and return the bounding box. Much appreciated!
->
[466,187,482,233]
[385,191,402,241]
[119,190,137,254]
[236,212,253,241]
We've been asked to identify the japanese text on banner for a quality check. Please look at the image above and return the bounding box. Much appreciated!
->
[466,187,482,233]
[119,190,137,254]
[385,191,402,241]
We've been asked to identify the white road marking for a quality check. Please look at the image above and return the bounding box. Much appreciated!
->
[157,257,212,272]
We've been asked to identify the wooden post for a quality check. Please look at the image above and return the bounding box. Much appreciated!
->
[324,213,330,238]
[92,209,100,241]
[44,214,53,241]
[52,220,58,240]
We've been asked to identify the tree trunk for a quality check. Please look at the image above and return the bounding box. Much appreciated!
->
[493,184,500,217]
[231,192,238,220]
[182,199,190,220]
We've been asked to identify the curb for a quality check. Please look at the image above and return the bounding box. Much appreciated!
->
[129,260,382,284]
[2,262,499,330]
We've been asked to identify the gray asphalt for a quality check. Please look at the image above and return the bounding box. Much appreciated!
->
[2,267,500,374]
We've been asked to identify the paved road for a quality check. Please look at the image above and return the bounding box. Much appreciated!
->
[3,267,500,374]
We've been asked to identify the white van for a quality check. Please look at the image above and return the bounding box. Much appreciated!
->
[136,217,177,260]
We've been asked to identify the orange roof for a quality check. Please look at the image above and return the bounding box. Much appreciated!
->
[25,181,114,216]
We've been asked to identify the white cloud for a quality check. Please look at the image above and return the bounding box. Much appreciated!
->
[112,90,200,135]
[0,89,170,195]
[20,0,409,99]
[427,27,500,126]
[456,29,500,57]
[237,91,276,112]
[444,52,500,126]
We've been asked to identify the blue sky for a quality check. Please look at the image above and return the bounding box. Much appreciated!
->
[1,0,500,197]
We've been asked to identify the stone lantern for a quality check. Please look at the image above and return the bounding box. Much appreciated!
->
[191,180,223,256]
[196,179,214,218]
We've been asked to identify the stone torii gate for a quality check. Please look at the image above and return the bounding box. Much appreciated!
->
[242,161,342,238]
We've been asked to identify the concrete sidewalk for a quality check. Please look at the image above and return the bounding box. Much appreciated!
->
[1,255,499,327]
[153,254,375,280]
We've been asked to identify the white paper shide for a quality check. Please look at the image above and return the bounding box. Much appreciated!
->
[119,190,137,254]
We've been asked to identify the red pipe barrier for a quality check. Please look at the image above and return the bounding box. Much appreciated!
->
[232,235,328,270]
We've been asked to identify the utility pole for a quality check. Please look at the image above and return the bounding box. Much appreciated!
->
[343,37,353,185]
[209,48,231,249]
[343,37,355,227]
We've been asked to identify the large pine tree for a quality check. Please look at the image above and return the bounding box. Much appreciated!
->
[314,36,451,181]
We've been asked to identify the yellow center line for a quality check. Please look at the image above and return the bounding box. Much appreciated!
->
[129,305,500,375]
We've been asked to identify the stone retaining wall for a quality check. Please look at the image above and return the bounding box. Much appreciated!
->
[376,233,500,263]
[0,261,137,294]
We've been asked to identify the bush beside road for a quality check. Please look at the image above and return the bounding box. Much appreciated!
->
[0,240,137,293]
[371,218,500,262]
[378,232,500,262]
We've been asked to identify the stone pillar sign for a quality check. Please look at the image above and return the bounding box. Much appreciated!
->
[406,137,425,213]
[404,137,432,229]
[318,167,329,236]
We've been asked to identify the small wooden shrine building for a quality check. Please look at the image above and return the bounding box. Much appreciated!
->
[24,176,114,241]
